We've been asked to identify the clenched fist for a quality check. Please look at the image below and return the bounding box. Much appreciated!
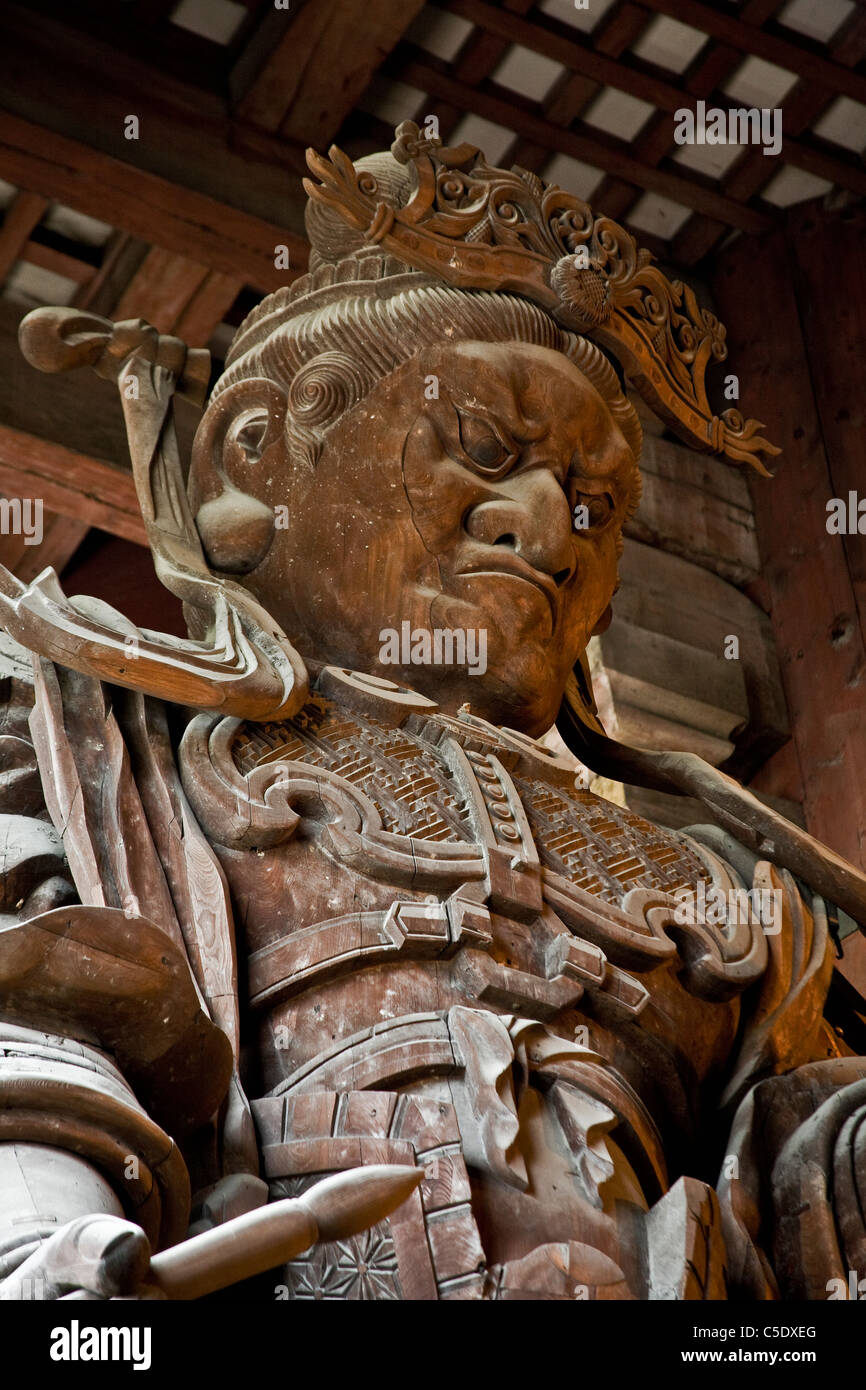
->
[0,1214,161,1301]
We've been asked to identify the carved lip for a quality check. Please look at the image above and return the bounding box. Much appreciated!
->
[456,559,558,632]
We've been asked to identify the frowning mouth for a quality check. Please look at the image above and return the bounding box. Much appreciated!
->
[456,560,558,631]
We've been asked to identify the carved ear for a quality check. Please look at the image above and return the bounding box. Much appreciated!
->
[189,378,287,574]
[591,603,613,636]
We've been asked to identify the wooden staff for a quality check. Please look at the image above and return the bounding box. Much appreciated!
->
[149,1165,423,1300]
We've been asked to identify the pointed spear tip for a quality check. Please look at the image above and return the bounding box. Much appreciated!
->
[301,1164,423,1243]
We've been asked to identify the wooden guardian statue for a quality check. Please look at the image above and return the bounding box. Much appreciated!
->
[0,122,864,1301]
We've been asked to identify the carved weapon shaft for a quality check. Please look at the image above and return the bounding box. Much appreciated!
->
[148,1165,423,1300]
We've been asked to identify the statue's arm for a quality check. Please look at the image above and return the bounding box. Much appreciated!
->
[0,632,220,1297]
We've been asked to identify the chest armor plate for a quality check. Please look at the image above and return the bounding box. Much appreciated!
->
[178,668,771,1028]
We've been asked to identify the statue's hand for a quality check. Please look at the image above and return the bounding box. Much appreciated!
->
[0,1214,163,1302]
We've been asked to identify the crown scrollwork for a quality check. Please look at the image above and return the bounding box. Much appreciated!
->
[304,121,779,474]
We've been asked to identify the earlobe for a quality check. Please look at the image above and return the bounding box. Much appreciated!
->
[188,378,287,574]
[195,487,275,574]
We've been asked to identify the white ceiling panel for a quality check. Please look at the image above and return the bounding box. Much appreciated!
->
[672,140,743,180]
[631,15,708,74]
[537,0,619,36]
[583,87,654,141]
[447,114,515,166]
[405,8,473,62]
[542,152,604,200]
[358,78,427,127]
[777,0,855,45]
[170,0,245,45]
[813,96,866,154]
[3,262,79,308]
[44,205,113,247]
[761,165,833,206]
[627,192,691,239]
[723,55,799,108]
[491,45,566,102]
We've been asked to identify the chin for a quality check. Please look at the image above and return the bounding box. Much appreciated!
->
[487,635,572,725]
[441,649,566,737]
[480,682,563,737]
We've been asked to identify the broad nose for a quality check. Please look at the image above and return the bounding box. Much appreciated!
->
[464,470,575,586]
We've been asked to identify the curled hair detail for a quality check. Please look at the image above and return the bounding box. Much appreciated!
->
[287,351,372,430]
[564,335,643,466]
[212,274,643,489]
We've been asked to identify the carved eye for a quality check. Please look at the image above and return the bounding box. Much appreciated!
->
[571,490,616,529]
[456,409,515,473]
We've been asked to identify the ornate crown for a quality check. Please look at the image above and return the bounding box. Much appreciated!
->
[304,120,779,474]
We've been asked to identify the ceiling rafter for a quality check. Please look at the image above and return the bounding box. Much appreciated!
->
[599,0,790,254]
[673,1,866,263]
[502,0,655,176]
[234,0,427,146]
[430,0,866,200]
[0,426,147,546]
[636,0,866,104]
[0,112,307,295]
[0,192,49,284]
[390,46,775,233]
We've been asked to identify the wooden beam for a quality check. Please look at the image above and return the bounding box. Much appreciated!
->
[0,425,146,545]
[671,214,728,266]
[788,200,866,651]
[110,248,243,345]
[673,9,866,265]
[713,227,866,872]
[635,0,866,105]
[731,0,787,26]
[593,1,651,57]
[232,0,334,132]
[113,247,210,333]
[0,3,311,224]
[28,511,88,582]
[682,0,784,98]
[833,5,866,66]
[0,500,89,582]
[73,232,149,314]
[504,70,599,175]
[174,271,245,348]
[21,239,96,286]
[28,0,238,91]
[0,501,36,573]
[0,190,48,283]
[590,114,683,224]
[410,0,536,144]
[234,0,426,145]
[0,112,306,294]
[624,433,761,588]
[440,0,866,200]
[393,49,775,233]
[605,537,788,778]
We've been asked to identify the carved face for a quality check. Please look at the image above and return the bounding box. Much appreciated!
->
[192,341,637,736]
